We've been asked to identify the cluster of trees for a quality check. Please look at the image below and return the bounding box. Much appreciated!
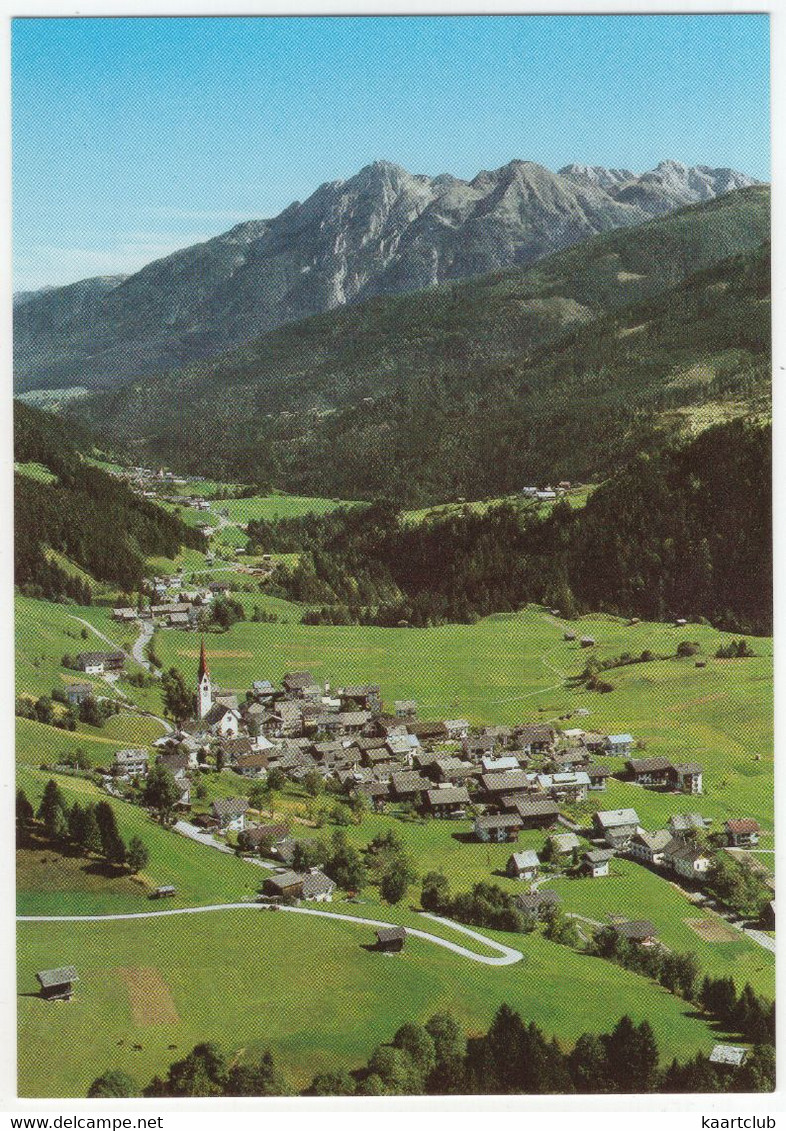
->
[142,763,183,825]
[99,1001,774,1097]
[588,927,774,1045]
[16,693,77,731]
[590,927,701,997]
[17,687,119,732]
[362,828,419,904]
[161,667,197,725]
[14,402,204,602]
[421,875,529,933]
[287,828,368,894]
[16,782,148,873]
[200,596,246,631]
[698,975,775,1046]
[144,1043,287,1097]
[705,852,772,919]
[716,638,755,659]
[243,421,771,634]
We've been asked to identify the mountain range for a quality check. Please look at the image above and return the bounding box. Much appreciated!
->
[73,185,770,504]
[14,157,758,392]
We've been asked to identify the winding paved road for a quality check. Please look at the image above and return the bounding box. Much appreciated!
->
[17,904,523,966]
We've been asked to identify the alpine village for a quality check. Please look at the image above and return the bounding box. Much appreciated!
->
[14,155,773,1099]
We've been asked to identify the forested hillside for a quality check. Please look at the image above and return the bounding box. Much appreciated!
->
[251,420,771,634]
[73,187,770,503]
[14,402,204,601]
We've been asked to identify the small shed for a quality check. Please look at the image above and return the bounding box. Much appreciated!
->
[580,637,596,648]
[376,926,407,952]
[36,967,79,1001]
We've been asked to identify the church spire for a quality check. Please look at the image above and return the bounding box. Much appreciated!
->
[198,636,210,682]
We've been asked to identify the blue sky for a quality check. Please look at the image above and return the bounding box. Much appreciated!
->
[12,14,770,291]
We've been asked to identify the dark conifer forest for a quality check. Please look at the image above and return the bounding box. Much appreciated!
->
[13,402,204,602]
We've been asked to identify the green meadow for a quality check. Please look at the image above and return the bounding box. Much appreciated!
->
[15,590,774,1096]
[17,908,729,1098]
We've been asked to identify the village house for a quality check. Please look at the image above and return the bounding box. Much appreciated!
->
[549,748,589,773]
[611,919,658,946]
[233,752,270,778]
[593,808,640,848]
[670,762,704,794]
[582,732,608,753]
[408,720,449,743]
[725,818,761,847]
[356,781,390,810]
[251,680,276,701]
[628,829,673,866]
[511,796,560,829]
[425,786,469,818]
[481,754,522,774]
[507,849,540,880]
[536,771,590,803]
[580,636,596,649]
[481,769,532,800]
[516,889,561,917]
[282,671,321,700]
[709,1045,748,1069]
[587,765,612,791]
[626,756,673,786]
[262,869,305,899]
[431,756,476,785]
[390,771,430,804]
[516,724,555,756]
[443,718,471,741]
[337,685,382,713]
[64,681,92,706]
[606,733,634,757]
[336,710,372,734]
[474,813,523,843]
[211,797,249,834]
[36,967,79,1001]
[76,650,125,674]
[669,812,712,837]
[111,748,149,779]
[202,702,244,738]
[663,840,712,880]
[582,848,615,877]
[239,824,289,853]
[548,831,581,857]
[112,607,137,623]
[299,868,337,901]
[394,700,418,718]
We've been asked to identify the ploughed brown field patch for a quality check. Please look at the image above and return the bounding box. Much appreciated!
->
[119,966,179,1026]
[684,918,739,943]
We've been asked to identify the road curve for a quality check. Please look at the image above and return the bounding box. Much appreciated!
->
[17,903,523,967]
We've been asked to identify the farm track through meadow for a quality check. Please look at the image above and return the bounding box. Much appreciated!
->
[17,904,524,966]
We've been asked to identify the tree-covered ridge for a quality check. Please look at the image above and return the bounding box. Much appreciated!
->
[73,187,770,502]
[13,401,204,600]
[252,420,771,633]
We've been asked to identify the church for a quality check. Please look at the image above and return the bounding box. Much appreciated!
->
[196,638,243,738]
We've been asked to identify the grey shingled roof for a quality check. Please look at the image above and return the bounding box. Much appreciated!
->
[37,967,78,989]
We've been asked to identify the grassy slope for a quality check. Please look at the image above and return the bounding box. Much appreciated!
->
[17,909,729,1098]
[16,767,264,915]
